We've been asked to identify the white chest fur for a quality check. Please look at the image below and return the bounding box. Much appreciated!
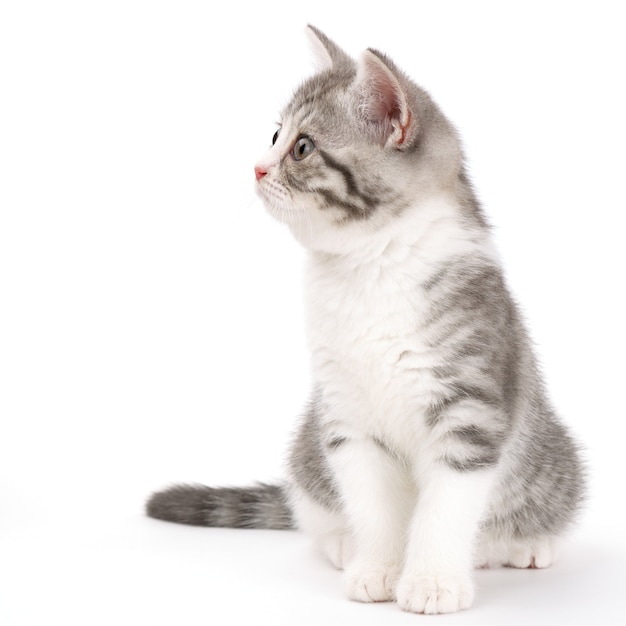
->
[304,199,492,451]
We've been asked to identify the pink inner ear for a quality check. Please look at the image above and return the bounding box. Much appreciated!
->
[358,51,411,144]
[369,73,403,122]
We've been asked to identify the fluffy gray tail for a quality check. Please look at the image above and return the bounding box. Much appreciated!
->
[146,483,294,530]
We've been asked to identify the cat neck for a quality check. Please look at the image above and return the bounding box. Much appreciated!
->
[306,193,492,274]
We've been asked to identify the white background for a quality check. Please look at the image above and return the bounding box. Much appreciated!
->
[1,1,625,624]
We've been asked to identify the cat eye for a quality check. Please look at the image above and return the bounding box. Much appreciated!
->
[272,129,280,146]
[293,135,316,161]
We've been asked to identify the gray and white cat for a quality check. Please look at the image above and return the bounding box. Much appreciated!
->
[147,26,585,614]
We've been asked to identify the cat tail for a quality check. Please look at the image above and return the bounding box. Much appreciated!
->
[145,482,294,530]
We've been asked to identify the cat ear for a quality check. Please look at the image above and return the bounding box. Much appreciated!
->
[306,25,353,71]
[356,49,415,148]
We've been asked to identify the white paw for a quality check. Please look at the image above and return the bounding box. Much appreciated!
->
[506,536,556,569]
[396,572,474,614]
[343,562,400,602]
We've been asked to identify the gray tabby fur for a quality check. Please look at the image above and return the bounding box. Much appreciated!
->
[146,26,585,612]
[147,483,293,529]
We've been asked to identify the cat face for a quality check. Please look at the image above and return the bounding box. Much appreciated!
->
[255,74,392,225]
[254,27,465,253]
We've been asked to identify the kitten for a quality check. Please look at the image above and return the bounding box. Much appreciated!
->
[147,26,585,614]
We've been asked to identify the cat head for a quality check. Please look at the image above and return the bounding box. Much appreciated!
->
[254,26,477,253]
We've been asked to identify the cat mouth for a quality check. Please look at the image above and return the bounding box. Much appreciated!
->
[257,177,290,200]
[256,179,293,217]
[257,182,314,237]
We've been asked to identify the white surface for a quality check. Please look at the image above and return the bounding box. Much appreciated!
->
[1,1,625,624]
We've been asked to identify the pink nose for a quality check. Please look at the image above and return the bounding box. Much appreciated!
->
[254,166,267,181]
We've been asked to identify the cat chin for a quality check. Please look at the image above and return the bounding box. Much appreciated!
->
[259,197,341,252]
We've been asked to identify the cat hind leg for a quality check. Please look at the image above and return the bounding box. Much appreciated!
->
[288,485,352,570]
[505,536,556,569]
[475,534,557,569]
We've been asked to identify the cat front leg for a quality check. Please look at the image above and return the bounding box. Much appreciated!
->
[326,435,415,602]
[396,461,497,614]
